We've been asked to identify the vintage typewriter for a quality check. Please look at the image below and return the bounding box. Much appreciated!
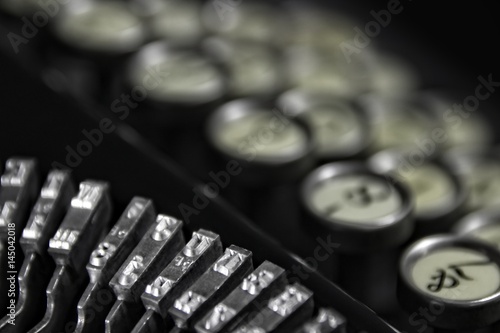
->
[1,1,500,333]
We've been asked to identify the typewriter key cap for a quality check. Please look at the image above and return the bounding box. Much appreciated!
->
[169,245,253,329]
[232,283,314,333]
[284,45,370,98]
[29,181,113,333]
[421,91,494,151]
[106,214,184,332]
[206,99,315,185]
[444,148,500,212]
[195,261,287,333]
[284,4,356,51]
[369,149,468,236]
[204,38,285,98]
[53,1,146,55]
[301,162,414,252]
[125,41,226,126]
[454,209,500,249]
[75,197,156,333]
[134,229,223,333]
[366,51,420,97]
[146,0,205,46]
[360,94,439,154]
[398,235,500,330]
[202,2,288,46]
[294,308,347,333]
[0,171,74,333]
[278,89,371,162]
[300,162,414,312]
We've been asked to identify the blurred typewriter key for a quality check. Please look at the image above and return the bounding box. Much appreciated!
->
[284,45,371,98]
[29,180,112,333]
[206,99,315,185]
[75,197,156,333]
[365,51,420,97]
[169,245,253,329]
[232,283,314,333]
[421,91,494,151]
[123,41,226,129]
[398,235,500,331]
[140,0,205,46]
[300,162,414,311]
[201,1,288,46]
[52,1,146,55]
[454,209,500,249]
[0,158,38,316]
[361,94,440,154]
[444,147,500,212]
[0,171,74,333]
[294,308,347,333]
[134,229,223,333]
[278,89,371,162]
[106,215,184,333]
[195,260,287,333]
[283,2,358,51]
[369,149,468,236]
[46,1,146,99]
[203,38,285,98]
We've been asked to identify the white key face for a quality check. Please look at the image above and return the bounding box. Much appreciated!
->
[131,54,223,103]
[464,162,500,211]
[289,59,356,97]
[411,248,500,301]
[213,6,279,44]
[397,164,456,217]
[228,48,279,96]
[473,225,500,249]
[303,105,363,156]
[56,3,143,52]
[444,115,492,149]
[372,112,431,152]
[310,175,402,225]
[369,55,418,96]
[151,2,203,43]
[214,112,308,162]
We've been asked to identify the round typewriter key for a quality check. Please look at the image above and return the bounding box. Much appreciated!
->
[398,235,500,330]
[146,0,205,46]
[201,2,288,46]
[301,162,413,252]
[301,162,414,312]
[127,42,224,106]
[122,41,226,130]
[203,38,285,98]
[206,99,315,185]
[283,3,357,51]
[366,51,420,97]
[421,92,494,151]
[45,1,146,101]
[285,45,370,98]
[369,149,467,236]
[53,1,146,55]
[444,148,500,212]
[454,209,500,249]
[361,94,441,154]
[278,89,371,161]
